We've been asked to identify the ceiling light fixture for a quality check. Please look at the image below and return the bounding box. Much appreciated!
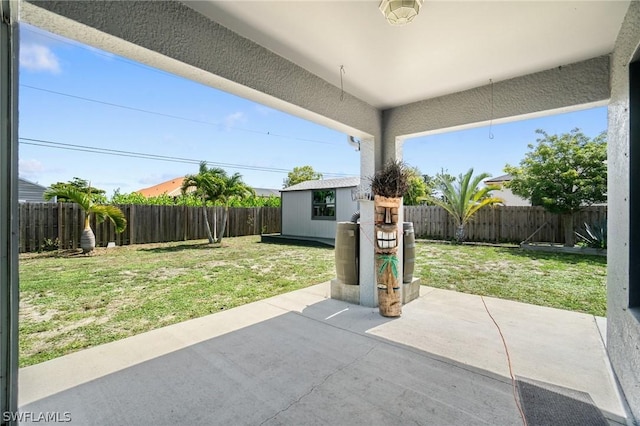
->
[379,0,423,26]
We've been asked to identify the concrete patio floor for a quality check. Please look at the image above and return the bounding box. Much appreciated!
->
[19,283,628,425]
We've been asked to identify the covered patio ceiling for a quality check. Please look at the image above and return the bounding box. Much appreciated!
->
[6,1,640,422]
[185,0,630,110]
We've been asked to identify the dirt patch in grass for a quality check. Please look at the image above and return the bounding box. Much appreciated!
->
[20,299,59,323]
[149,267,188,280]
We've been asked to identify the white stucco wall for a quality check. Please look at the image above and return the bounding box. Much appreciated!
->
[491,189,531,207]
[282,188,358,240]
[607,1,640,421]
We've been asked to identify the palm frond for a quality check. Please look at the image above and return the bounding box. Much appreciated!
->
[465,197,503,221]
[91,205,127,233]
[44,186,92,210]
[430,168,503,241]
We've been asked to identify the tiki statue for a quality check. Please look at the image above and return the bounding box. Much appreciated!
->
[374,195,402,317]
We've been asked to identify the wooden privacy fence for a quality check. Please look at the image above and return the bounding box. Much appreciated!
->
[19,203,607,252]
[19,203,281,253]
[404,205,607,244]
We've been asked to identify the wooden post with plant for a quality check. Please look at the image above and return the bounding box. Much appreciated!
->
[370,160,410,317]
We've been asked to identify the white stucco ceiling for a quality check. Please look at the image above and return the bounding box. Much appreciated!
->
[184,0,629,110]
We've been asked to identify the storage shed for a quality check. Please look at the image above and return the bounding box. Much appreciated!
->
[277,177,360,245]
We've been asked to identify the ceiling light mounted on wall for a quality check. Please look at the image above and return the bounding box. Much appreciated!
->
[379,0,423,26]
[347,135,361,152]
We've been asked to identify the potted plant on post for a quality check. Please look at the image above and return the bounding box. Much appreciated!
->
[370,160,410,317]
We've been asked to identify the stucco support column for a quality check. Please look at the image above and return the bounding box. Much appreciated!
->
[0,0,20,421]
[607,1,640,421]
[371,133,404,305]
[359,138,376,307]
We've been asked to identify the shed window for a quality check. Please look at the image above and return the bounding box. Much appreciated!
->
[312,189,336,220]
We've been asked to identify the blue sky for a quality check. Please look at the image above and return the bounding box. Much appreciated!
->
[19,24,608,197]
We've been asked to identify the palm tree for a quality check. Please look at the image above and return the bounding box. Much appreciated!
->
[44,186,127,253]
[430,168,503,242]
[182,163,222,243]
[182,162,254,244]
[215,171,255,241]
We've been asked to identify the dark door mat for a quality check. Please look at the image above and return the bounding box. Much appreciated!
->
[516,377,608,426]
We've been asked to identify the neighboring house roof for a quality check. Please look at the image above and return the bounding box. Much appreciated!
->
[484,174,513,184]
[254,188,281,197]
[18,177,49,202]
[136,177,189,197]
[136,177,279,198]
[282,176,360,192]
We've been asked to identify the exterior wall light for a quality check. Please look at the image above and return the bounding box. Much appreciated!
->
[379,0,424,25]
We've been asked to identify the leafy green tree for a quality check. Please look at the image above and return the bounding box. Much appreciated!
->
[226,195,281,207]
[404,167,428,206]
[110,190,148,205]
[110,189,202,206]
[429,168,503,242]
[504,129,607,246]
[422,174,437,197]
[110,189,280,207]
[49,177,107,203]
[182,162,254,244]
[283,166,322,188]
[420,169,456,205]
[44,186,126,253]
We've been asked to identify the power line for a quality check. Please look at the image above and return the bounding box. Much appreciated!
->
[21,84,341,146]
[19,137,358,178]
[21,27,345,146]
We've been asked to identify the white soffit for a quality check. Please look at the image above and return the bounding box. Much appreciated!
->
[184,0,629,110]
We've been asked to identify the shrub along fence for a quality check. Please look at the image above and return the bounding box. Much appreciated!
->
[404,205,607,244]
[19,203,281,253]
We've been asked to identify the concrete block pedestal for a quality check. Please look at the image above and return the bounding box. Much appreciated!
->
[331,277,421,306]
[402,278,421,304]
[330,278,360,305]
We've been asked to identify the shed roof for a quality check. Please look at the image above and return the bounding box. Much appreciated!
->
[281,177,360,192]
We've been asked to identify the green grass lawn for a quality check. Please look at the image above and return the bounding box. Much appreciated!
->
[19,236,335,367]
[19,236,606,367]
[414,241,607,317]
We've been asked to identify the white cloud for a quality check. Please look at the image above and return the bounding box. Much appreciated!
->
[20,43,61,74]
[18,159,64,183]
[19,159,45,176]
[223,111,246,130]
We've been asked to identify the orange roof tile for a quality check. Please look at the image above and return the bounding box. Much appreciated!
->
[136,177,193,197]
